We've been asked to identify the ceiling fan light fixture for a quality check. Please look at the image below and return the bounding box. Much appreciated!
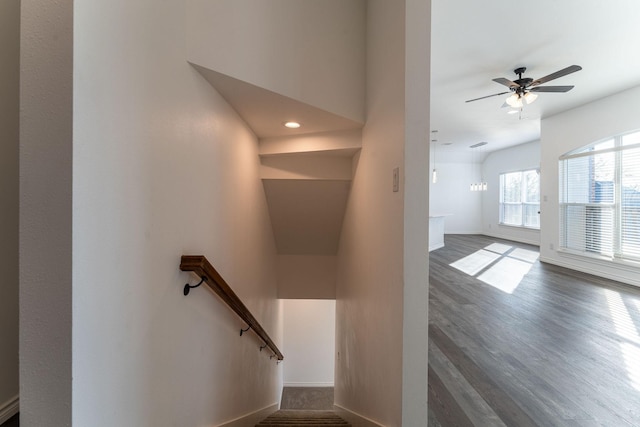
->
[506,93,523,108]
[523,92,538,104]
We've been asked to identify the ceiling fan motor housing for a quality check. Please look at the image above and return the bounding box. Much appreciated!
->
[513,67,532,92]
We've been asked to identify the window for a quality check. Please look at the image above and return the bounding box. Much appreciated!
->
[559,130,640,262]
[499,169,540,229]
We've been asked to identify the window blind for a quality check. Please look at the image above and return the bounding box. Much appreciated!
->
[621,143,640,259]
[559,132,640,262]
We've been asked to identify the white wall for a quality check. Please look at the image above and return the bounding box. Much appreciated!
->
[430,162,483,233]
[20,0,283,425]
[541,85,640,287]
[282,300,335,387]
[71,1,284,425]
[20,1,74,425]
[482,140,541,245]
[402,0,431,422]
[278,255,336,299]
[0,0,19,419]
[186,0,366,123]
[335,2,404,423]
[335,1,430,425]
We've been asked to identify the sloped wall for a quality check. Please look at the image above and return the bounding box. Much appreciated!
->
[186,0,365,123]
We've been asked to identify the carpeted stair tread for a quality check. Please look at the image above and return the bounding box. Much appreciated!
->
[256,410,351,426]
[280,387,334,410]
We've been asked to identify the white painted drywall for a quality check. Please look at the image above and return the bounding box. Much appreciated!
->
[335,2,405,423]
[186,0,366,123]
[259,129,362,156]
[0,0,19,416]
[335,1,430,425]
[20,1,74,426]
[8,0,285,425]
[540,85,640,287]
[482,140,541,245]
[402,0,431,423]
[429,162,483,234]
[278,256,336,299]
[71,1,284,425]
[282,300,335,386]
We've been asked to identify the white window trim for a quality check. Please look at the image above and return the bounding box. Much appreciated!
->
[499,168,540,230]
[559,130,640,263]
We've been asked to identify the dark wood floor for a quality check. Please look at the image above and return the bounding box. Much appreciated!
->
[428,234,640,427]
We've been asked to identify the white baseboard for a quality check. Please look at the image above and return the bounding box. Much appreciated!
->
[334,404,386,427]
[480,231,540,247]
[283,382,334,387]
[217,403,278,427]
[0,395,19,424]
[540,256,640,288]
[428,242,445,252]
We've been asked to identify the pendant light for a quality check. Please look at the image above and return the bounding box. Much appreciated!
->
[431,131,438,184]
[432,143,438,183]
[469,141,488,191]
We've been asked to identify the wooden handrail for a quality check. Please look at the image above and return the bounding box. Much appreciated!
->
[180,255,284,361]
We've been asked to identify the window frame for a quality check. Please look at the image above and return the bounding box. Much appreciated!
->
[559,130,640,263]
[498,168,541,230]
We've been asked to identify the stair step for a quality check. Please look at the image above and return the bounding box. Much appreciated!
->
[256,410,351,426]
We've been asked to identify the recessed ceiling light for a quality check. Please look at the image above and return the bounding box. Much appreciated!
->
[283,121,301,129]
[507,109,519,115]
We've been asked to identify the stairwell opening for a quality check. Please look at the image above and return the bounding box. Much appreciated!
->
[281,299,336,410]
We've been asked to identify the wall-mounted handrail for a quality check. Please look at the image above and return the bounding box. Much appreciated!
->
[180,255,284,361]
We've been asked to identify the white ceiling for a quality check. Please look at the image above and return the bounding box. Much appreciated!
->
[195,1,640,162]
[431,0,640,162]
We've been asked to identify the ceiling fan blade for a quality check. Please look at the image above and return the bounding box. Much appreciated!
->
[529,85,574,93]
[492,77,520,89]
[465,91,510,103]
[529,65,582,87]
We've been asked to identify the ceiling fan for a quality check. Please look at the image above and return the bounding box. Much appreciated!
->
[465,65,582,108]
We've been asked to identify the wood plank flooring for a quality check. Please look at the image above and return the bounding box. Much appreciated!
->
[429,234,640,426]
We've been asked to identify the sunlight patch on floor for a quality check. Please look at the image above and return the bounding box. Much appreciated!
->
[620,343,640,392]
[508,248,540,263]
[604,289,640,391]
[604,289,640,345]
[478,257,534,294]
[450,250,501,276]
[449,242,540,295]
[484,243,513,254]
